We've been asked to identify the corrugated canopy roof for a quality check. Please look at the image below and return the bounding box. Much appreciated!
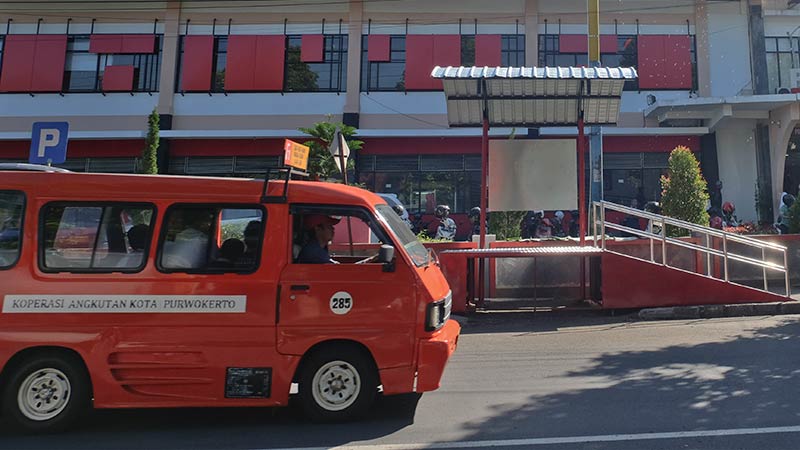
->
[431,66,637,127]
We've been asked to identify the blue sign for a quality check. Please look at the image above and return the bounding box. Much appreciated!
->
[30,122,69,165]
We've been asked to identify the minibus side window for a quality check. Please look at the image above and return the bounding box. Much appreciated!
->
[40,203,155,272]
[0,191,25,269]
[159,206,264,273]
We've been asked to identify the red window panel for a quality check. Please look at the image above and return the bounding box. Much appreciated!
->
[121,35,156,54]
[180,35,214,92]
[637,35,664,89]
[225,35,258,91]
[0,35,37,92]
[89,34,124,53]
[254,35,285,91]
[475,34,501,66]
[226,35,285,91]
[368,35,391,62]
[559,34,618,54]
[663,35,692,89]
[0,35,67,92]
[102,65,135,92]
[301,34,324,62]
[68,139,146,157]
[170,139,285,156]
[405,34,460,90]
[31,35,68,92]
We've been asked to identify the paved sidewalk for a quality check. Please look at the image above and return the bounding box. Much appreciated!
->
[639,301,800,320]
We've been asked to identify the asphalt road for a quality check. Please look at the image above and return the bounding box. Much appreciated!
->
[3,312,800,450]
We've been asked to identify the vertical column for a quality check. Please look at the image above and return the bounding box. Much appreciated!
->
[694,0,711,97]
[748,4,769,95]
[157,0,181,116]
[755,124,774,222]
[525,0,538,66]
[345,0,363,115]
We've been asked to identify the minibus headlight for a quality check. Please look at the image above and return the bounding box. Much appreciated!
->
[425,291,452,332]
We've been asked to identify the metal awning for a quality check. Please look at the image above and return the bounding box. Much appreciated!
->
[431,66,637,127]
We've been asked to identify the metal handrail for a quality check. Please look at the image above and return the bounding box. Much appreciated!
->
[592,201,791,297]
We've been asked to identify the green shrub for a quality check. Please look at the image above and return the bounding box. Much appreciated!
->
[660,146,709,237]
[489,211,526,241]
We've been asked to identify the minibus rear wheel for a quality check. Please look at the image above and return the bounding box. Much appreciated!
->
[1,353,90,433]
[298,345,377,422]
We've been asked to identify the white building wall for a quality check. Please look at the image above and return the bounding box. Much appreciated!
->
[716,120,758,222]
[707,1,753,97]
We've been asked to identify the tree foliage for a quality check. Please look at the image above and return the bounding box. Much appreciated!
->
[139,108,159,175]
[660,146,709,236]
[298,117,364,181]
[489,211,526,241]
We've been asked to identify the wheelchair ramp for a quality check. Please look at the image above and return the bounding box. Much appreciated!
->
[593,201,792,309]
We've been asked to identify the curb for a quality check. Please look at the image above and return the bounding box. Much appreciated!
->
[639,301,800,321]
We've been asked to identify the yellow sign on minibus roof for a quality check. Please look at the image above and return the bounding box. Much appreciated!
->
[283,139,310,171]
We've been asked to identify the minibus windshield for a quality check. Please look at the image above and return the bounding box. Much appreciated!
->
[375,204,429,267]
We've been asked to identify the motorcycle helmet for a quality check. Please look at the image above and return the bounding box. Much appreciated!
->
[723,201,735,214]
[542,218,553,227]
[392,204,405,216]
[710,216,724,229]
[469,207,481,218]
[554,210,564,221]
[644,201,661,214]
[434,204,451,218]
[782,193,795,209]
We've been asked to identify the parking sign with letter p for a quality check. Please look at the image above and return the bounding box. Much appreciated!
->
[30,122,69,165]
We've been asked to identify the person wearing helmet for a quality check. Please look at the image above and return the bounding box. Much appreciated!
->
[776,192,796,234]
[536,217,553,238]
[722,201,739,227]
[434,204,457,240]
[552,210,566,237]
[568,210,580,238]
[393,203,414,229]
[468,207,486,242]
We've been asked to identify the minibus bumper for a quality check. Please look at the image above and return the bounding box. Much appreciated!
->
[415,319,461,392]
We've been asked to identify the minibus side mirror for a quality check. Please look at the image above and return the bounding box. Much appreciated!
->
[379,244,395,272]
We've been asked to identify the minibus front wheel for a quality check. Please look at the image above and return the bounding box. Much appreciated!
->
[298,344,378,422]
[1,353,91,433]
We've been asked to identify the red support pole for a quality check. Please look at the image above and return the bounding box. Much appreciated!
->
[480,116,489,249]
[578,117,586,246]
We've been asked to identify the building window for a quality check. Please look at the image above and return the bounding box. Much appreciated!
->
[212,36,227,92]
[63,36,100,92]
[40,203,155,272]
[357,154,481,214]
[766,36,800,93]
[502,35,526,66]
[284,35,348,92]
[539,34,642,90]
[63,34,162,93]
[0,36,5,75]
[361,35,406,92]
[460,34,525,67]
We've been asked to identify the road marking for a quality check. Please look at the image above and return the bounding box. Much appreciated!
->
[266,425,800,450]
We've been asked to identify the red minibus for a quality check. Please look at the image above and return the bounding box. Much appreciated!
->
[0,166,459,432]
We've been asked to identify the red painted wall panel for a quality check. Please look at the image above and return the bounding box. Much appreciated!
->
[180,35,214,92]
[301,34,324,62]
[121,34,156,54]
[368,35,391,62]
[225,35,258,91]
[663,35,692,89]
[0,140,145,158]
[405,35,435,90]
[226,35,285,91]
[558,34,617,54]
[31,35,68,92]
[636,35,663,89]
[89,34,124,53]
[102,65,135,92]
[601,252,787,309]
[254,35,285,91]
[405,35,460,90]
[475,34,501,66]
[169,139,286,156]
[0,35,36,92]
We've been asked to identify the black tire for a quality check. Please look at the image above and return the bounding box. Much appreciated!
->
[297,346,377,422]
[1,354,90,433]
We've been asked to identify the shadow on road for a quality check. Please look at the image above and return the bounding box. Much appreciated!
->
[457,308,640,335]
[449,317,800,446]
[0,393,422,449]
